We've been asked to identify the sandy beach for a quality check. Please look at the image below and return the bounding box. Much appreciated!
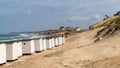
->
[1,28,120,68]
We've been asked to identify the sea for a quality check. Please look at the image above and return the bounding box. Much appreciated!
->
[0,34,47,42]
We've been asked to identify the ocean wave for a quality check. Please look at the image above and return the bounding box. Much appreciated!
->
[0,34,46,41]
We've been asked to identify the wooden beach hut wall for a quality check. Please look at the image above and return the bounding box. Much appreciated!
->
[6,41,19,61]
[60,36,63,45]
[0,43,6,64]
[58,36,60,46]
[58,36,63,45]
[21,39,35,55]
[39,38,44,51]
[34,39,40,52]
[42,38,47,50]
[34,38,43,52]
[46,37,52,49]
[17,41,23,57]
[54,37,59,46]
[62,35,65,44]
[51,37,55,48]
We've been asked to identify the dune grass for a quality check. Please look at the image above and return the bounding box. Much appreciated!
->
[89,15,120,37]
[89,16,120,29]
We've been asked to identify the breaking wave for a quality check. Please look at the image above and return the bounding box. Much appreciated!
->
[0,34,47,41]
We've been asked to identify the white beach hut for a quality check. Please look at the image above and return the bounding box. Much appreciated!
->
[0,43,6,64]
[6,41,19,61]
[17,41,23,57]
[58,36,63,45]
[63,36,65,44]
[57,36,60,46]
[21,39,35,55]
[42,38,47,50]
[39,38,44,51]
[54,37,59,46]
[34,38,43,52]
[62,35,65,44]
[46,37,52,49]
[51,37,55,48]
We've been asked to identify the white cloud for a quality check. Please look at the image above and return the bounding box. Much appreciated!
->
[71,16,90,22]
[94,14,101,19]
[23,10,34,15]
[105,0,120,3]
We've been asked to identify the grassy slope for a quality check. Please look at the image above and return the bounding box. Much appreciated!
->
[89,15,120,37]
[89,16,120,29]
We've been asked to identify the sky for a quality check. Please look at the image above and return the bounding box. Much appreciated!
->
[0,0,120,33]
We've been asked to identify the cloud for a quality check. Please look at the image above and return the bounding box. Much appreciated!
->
[94,14,101,19]
[1,0,120,33]
[23,10,35,15]
[105,0,120,3]
[71,16,90,22]
[68,14,102,23]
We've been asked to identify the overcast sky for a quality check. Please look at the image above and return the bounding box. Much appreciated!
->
[0,0,120,33]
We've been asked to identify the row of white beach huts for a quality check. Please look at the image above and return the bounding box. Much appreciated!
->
[0,35,65,65]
